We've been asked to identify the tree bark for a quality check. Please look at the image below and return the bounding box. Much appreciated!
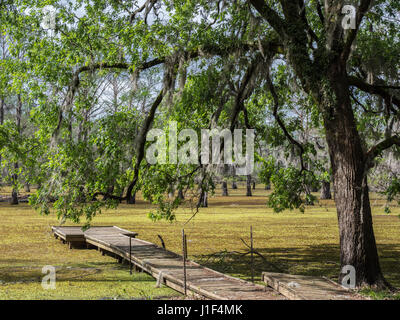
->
[246,175,252,196]
[178,188,184,200]
[0,96,3,181]
[0,96,4,124]
[321,66,386,288]
[221,181,228,196]
[102,185,114,200]
[127,192,136,204]
[231,165,238,189]
[334,169,385,288]
[11,94,22,205]
[198,190,208,207]
[320,181,332,200]
[11,188,18,205]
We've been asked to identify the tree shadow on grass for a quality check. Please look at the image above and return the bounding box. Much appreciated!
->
[0,259,155,283]
[194,243,400,287]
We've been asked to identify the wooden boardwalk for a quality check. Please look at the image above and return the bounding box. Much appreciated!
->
[262,272,362,300]
[52,226,284,300]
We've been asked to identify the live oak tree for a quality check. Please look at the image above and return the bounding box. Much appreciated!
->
[247,0,400,288]
[3,0,400,289]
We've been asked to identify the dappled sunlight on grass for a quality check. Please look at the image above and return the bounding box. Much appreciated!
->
[0,202,178,299]
[0,184,399,299]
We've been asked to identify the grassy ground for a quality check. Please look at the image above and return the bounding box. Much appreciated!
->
[0,184,399,299]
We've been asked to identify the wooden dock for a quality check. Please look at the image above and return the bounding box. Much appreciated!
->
[52,226,284,300]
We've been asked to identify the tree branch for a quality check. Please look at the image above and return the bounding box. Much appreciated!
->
[298,0,319,43]
[348,76,400,109]
[266,69,306,172]
[249,0,286,36]
[92,192,125,201]
[316,0,324,24]
[341,0,373,63]
[75,38,282,78]
[366,135,400,164]
[125,89,165,203]
[350,92,382,115]
[229,55,262,131]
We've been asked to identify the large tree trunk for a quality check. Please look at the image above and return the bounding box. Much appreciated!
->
[320,181,332,200]
[246,175,252,196]
[11,188,18,205]
[333,165,385,288]
[198,190,208,207]
[11,162,19,204]
[127,192,136,204]
[231,164,238,189]
[321,66,386,288]
[221,181,228,196]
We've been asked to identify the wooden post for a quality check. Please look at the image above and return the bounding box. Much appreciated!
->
[182,229,187,296]
[129,235,132,275]
[250,226,254,283]
[184,234,188,260]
